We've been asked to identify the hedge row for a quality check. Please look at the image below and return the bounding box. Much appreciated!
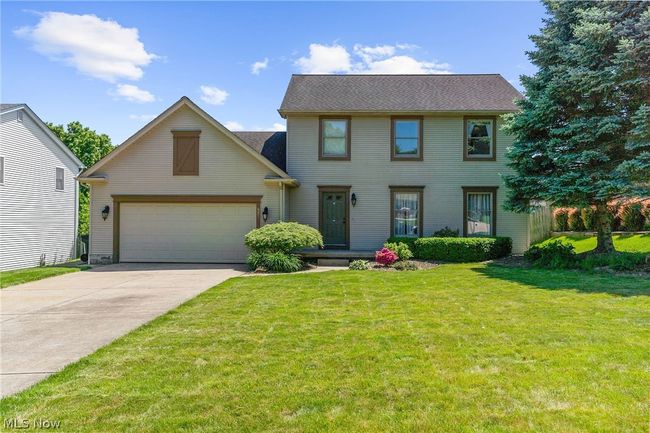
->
[387,236,512,262]
[553,199,650,232]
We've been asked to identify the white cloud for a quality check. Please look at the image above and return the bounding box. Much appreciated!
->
[296,43,451,75]
[224,121,244,131]
[251,58,268,75]
[270,122,285,132]
[296,43,352,74]
[200,85,228,105]
[129,114,156,122]
[15,11,157,82]
[113,84,155,103]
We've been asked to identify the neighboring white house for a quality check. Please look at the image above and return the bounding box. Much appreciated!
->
[0,104,84,271]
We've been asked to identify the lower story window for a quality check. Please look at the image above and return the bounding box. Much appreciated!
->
[463,187,497,237]
[390,187,423,238]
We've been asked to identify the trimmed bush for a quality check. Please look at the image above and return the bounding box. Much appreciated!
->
[524,240,577,269]
[386,236,417,252]
[580,207,595,231]
[247,251,302,273]
[383,242,413,261]
[414,237,512,262]
[432,226,459,237]
[375,248,398,266]
[620,203,645,231]
[553,208,569,231]
[245,222,323,253]
[392,261,418,271]
[568,208,585,231]
[349,260,371,270]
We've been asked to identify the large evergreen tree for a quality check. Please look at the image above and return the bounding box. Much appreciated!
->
[47,121,113,236]
[503,1,649,253]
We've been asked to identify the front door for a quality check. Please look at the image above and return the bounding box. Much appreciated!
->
[320,189,348,249]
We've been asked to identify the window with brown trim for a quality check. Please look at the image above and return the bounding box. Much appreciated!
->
[390,186,424,238]
[463,117,496,161]
[173,130,200,175]
[319,116,350,160]
[462,186,498,237]
[391,116,423,160]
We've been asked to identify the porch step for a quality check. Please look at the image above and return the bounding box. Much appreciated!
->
[317,258,350,267]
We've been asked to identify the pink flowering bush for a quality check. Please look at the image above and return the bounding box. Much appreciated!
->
[375,247,398,266]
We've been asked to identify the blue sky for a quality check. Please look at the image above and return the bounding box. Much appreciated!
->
[2,1,546,144]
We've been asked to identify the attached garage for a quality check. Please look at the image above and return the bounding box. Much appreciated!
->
[114,196,261,263]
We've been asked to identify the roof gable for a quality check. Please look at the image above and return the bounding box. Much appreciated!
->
[279,74,523,115]
[82,97,289,178]
[1,103,84,169]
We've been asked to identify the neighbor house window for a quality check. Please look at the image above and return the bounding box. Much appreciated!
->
[390,187,424,238]
[319,117,350,160]
[464,117,496,160]
[463,187,497,237]
[172,130,201,175]
[0,156,4,184]
[55,167,64,190]
[391,117,423,160]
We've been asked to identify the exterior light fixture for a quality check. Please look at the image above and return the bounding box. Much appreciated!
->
[262,206,269,222]
[351,193,357,207]
[101,205,110,221]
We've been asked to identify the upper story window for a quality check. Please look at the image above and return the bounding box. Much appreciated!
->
[55,167,64,190]
[0,156,4,184]
[464,117,496,161]
[391,117,423,160]
[172,130,201,176]
[319,117,350,160]
[17,111,23,123]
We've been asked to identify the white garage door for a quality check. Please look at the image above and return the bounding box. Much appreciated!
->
[119,202,256,263]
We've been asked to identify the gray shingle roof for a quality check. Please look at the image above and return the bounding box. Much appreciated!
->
[233,131,286,172]
[279,74,522,115]
[1,103,23,112]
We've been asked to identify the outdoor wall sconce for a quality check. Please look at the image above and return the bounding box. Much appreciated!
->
[351,193,357,207]
[101,205,110,221]
[262,206,269,222]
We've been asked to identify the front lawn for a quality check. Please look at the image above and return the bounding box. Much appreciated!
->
[0,265,89,289]
[1,265,648,432]
[539,233,650,253]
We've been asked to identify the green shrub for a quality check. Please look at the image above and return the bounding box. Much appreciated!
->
[432,226,459,237]
[524,240,577,269]
[385,236,417,252]
[578,252,647,272]
[392,261,418,271]
[245,222,323,253]
[553,208,569,231]
[580,207,594,231]
[414,237,512,262]
[383,242,413,261]
[620,203,645,231]
[568,208,585,231]
[349,260,371,270]
[247,251,303,273]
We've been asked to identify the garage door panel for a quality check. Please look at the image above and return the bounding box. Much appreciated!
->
[119,203,255,263]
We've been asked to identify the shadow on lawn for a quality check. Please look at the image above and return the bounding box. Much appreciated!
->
[472,263,650,297]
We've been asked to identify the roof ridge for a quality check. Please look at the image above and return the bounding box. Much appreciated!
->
[290,73,503,77]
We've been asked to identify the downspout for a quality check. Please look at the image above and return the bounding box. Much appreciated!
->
[279,183,285,221]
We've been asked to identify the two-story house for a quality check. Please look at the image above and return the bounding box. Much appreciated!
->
[0,103,84,270]
[80,74,548,264]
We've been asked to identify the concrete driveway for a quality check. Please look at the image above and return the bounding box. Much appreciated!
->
[0,263,245,397]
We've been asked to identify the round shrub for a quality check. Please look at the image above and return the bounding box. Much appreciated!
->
[392,261,418,271]
[383,242,413,261]
[247,251,302,273]
[375,248,398,266]
[524,240,577,269]
[568,208,585,231]
[349,260,371,270]
[245,222,323,253]
[620,203,645,231]
[553,208,569,231]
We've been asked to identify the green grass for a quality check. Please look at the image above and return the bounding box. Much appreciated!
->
[0,265,89,288]
[1,265,649,432]
[539,234,650,253]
